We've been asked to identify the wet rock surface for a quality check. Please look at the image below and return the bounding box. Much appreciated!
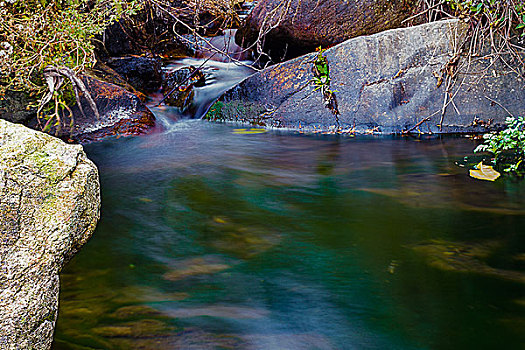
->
[209,19,525,134]
[161,66,205,111]
[29,75,156,143]
[0,120,100,349]
[106,56,163,93]
[86,61,145,100]
[236,0,422,62]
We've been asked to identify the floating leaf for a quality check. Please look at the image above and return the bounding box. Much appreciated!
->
[469,161,501,181]
[212,216,227,224]
[232,128,267,135]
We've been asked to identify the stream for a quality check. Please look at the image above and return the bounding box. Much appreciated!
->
[52,57,525,350]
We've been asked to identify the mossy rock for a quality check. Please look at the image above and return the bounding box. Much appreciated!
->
[0,120,100,349]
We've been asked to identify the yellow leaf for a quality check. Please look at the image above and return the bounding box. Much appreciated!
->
[469,162,501,181]
[212,216,227,224]
[232,128,267,135]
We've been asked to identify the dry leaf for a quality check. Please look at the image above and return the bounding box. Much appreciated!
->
[469,161,501,181]
[233,128,267,135]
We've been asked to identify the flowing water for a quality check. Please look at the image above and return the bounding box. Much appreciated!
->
[53,58,525,350]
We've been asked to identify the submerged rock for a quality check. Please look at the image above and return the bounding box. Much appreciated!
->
[0,120,100,349]
[410,239,525,283]
[236,0,422,62]
[109,305,164,320]
[208,19,525,134]
[107,327,246,350]
[92,319,174,338]
[163,255,231,281]
[207,216,281,258]
[164,305,269,319]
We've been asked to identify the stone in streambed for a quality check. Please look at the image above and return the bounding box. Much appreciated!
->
[161,66,205,111]
[92,319,175,338]
[163,256,231,281]
[410,239,525,283]
[109,305,163,320]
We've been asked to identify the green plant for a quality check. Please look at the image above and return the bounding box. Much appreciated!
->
[204,100,224,120]
[311,47,335,95]
[445,0,525,36]
[0,0,142,126]
[474,116,525,173]
[311,46,339,120]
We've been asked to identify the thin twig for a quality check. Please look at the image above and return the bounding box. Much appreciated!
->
[403,117,432,134]
[484,95,514,117]
[402,1,444,24]
[154,52,217,107]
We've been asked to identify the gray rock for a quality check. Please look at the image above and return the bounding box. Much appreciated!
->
[106,56,163,93]
[209,19,525,134]
[0,120,100,349]
[0,90,35,125]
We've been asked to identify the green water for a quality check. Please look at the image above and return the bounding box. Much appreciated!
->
[53,119,525,350]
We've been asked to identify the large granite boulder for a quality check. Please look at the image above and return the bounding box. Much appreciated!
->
[236,0,422,62]
[0,120,100,349]
[207,19,525,134]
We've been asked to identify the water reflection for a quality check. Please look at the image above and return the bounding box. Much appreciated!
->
[54,120,525,349]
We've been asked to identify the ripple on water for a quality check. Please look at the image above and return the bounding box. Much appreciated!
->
[56,132,525,349]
